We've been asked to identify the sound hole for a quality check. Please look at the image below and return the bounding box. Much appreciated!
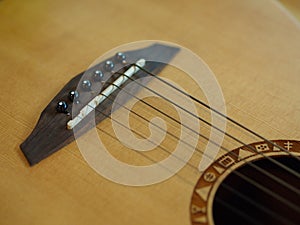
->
[213,156,300,225]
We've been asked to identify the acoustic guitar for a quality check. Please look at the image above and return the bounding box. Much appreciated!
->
[1,1,299,225]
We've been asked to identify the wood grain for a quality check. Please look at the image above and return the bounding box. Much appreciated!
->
[0,0,300,225]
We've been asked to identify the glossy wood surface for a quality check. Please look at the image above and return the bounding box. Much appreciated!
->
[0,0,299,225]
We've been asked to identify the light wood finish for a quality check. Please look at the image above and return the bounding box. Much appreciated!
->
[280,0,300,20]
[0,0,300,225]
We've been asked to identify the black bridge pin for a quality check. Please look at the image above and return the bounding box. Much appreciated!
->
[69,90,79,103]
[56,101,69,114]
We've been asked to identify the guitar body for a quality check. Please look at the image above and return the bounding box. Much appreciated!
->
[0,0,299,225]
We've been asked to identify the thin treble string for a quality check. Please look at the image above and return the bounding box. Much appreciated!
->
[94,124,195,187]
[99,85,300,209]
[81,98,299,222]
[95,124,272,225]
[220,182,297,225]
[134,65,300,161]
[117,69,300,177]
[214,198,265,225]
[84,93,300,212]
[103,88,300,195]
[78,97,298,222]
[81,107,200,173]
[115,70,300,178]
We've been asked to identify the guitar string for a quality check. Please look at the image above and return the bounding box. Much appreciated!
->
[102,90,299,195]
[218,182,296,225]
[100,90,300,209]
[80,102,299,224]
[214,198,264,225]
[116,68,300,176]
[96,125,294,225]
[96,127,266,225]
[79,94,300,213]
[135,64,300,161]
[69,62,298,223]
[114,69,300,178]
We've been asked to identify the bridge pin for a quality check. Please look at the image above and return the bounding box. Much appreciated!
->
[81,80,92,91]
[104,60,114,72]
[93,70,103,81]
[69,90,79,103]
[115,52,126,63]
[56,101,68,113]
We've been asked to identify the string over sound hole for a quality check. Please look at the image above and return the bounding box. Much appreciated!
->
[190,140,300,225]
[213,156,300,225]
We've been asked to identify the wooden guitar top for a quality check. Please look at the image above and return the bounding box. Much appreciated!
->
[0,0,299,225]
